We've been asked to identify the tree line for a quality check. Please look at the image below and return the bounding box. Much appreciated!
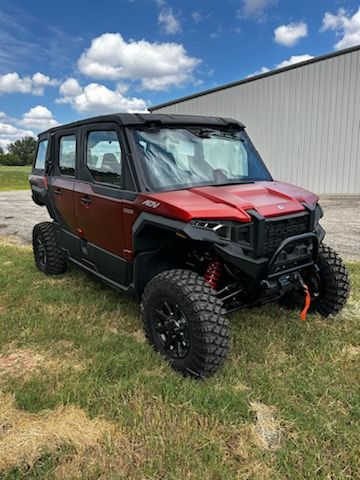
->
[0,137,37,166]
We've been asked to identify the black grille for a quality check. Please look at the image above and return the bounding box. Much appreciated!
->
[263,214,309,256]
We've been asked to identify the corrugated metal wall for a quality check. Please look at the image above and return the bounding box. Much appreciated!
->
[152,49,360,194]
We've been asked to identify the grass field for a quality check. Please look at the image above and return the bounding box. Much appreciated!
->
[0,166,31,191]
[0,238,359,479]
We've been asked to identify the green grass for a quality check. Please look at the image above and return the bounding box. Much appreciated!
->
[0,241,359,479]
[0,165,31,191]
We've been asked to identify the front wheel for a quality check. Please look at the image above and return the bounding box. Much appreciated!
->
[141,269,230,378]
[33,222,67,275]
[280,243,350,317]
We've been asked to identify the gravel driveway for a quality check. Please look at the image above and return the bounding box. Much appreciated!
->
[0,190,359,261]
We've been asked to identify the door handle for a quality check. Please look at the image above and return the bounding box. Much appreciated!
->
[53,187,63,196]
[80,196,92,206]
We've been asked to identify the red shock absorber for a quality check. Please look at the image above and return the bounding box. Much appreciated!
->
[204,257,223,289]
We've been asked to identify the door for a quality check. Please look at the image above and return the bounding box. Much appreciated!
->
[47,131,79,257]
[74,125,130,285]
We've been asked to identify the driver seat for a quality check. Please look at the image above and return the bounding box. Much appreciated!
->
[102,153,121,174]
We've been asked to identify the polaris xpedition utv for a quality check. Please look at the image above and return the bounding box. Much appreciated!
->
[30,113,350,378]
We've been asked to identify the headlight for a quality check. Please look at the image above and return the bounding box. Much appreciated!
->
[192,220,232,241]
[314,204,323,225]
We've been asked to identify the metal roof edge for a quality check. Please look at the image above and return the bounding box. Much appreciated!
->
[149,44,360,111]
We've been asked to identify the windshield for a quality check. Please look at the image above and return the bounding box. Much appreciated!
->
[132,127,272,191]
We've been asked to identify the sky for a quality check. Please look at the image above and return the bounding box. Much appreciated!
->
[0,0,360,150]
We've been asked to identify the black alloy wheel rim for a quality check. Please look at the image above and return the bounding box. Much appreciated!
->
[36,236,47,267]
[153,300,191,358]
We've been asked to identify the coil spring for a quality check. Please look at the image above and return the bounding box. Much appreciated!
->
[204,257,223,289]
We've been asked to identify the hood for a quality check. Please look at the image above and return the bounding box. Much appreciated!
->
[137,181,319,223]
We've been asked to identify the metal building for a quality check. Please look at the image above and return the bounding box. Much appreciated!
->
[149,45,360,195]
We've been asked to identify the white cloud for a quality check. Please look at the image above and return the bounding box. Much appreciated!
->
[0,72,59,95]
[0,111,5,118]
[0,120,34,151]
[246,66,270,77]
[276,54,313,68]
[78,33,200,90]
[239,0,276,18]
[247,54,313,77]
[31,72,59,95]
[158,7,181,34]
[274,22,308,47]
[57,80,148,114]
[0,73,32,94]
[141,73,191,90]
[116,82,129,95]
[321,7,360,50]
[0,121,33,137]
[19,105,58,130]
[58,78,83,98]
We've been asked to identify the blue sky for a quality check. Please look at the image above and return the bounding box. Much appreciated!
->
[0,0,359,149]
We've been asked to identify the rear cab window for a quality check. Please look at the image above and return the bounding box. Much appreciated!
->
[59,135,76,177]
[34,139,48,171]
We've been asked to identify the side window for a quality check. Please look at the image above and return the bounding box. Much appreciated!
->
[59,135,76,176]
[34,139,48,170]
[86,131,122,186]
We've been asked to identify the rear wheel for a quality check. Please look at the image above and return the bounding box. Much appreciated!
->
[33,222,67,275]
[141,269,230,378]
[280,243,350,317]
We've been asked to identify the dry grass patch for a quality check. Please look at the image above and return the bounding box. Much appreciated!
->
[0,235,29,248]
[250,401,283,451]
[0,392,174,479]
[342,344,360,357]
[142,365,168,378]
[212,380,251,393]
[0,392,119,474]
[129,328,146,344]
[35,277,76,288]
[231,382,251,392]
[2,260,13,267]
[0,349,46,379]
[105,322,146,343]
[0,345,84,383]
[105,322,118,334]
[222,425,276,480]
[266,342,291,365]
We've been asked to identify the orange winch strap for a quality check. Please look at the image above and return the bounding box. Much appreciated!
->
[300,285,311,321]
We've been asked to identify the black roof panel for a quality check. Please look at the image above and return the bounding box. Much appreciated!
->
[39,113,245,137]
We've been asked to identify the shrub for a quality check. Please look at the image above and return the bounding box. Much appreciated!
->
[0,154,25,166]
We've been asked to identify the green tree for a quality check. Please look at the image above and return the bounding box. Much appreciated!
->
[0,146,4,155]
[7,136,37,165]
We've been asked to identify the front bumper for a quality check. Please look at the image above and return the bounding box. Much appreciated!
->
[215,227,323,282]
[214,228,324,313]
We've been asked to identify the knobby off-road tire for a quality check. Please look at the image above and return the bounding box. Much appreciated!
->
[33,222,67,275]
[280,243,350,317]
[141,269,230,378]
